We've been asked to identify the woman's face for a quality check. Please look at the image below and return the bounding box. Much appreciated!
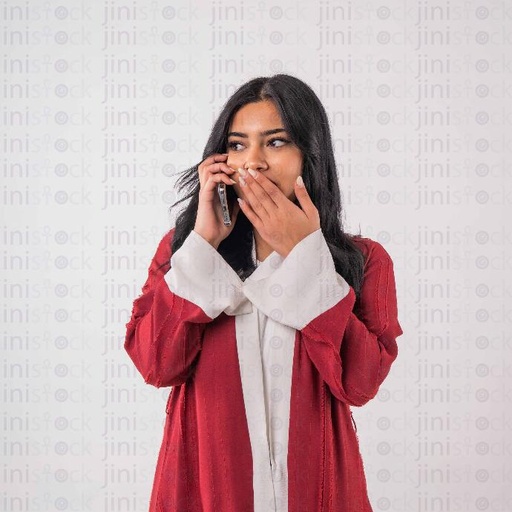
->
[226,100,303,202]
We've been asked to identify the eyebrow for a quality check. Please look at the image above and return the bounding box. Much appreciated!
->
[227,128,287,138]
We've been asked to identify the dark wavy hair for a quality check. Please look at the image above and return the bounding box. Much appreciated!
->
[167,74,365,298]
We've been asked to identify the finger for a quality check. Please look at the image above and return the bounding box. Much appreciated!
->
[237,197,262,231]
[199,173,234,202]
[294,176,319,220]
[202,172,237,196]
[204,162,237,175]
[202,153,228,166]
[244,168,284,208]
[239,172,272,219]
[198,160,236,188]
[198,154,229,176]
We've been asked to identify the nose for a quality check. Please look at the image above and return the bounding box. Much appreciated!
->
[244,144,268,171]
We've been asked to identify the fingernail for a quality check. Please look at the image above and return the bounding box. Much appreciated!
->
[296,175,304,187]
[237,198,244,206]
[237,167,247,177]
[248,168,258,178]
[239,176,246,186]
[229,178,237,184]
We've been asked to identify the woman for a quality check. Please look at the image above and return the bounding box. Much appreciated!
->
[124,74,403,512]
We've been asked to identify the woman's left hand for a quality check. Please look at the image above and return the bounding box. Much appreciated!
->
[236,168,321,258]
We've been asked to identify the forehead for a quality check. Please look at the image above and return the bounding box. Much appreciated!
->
[229,100,283,131]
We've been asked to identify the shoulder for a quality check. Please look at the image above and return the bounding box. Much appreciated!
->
[349,235,396,270]
[149,227,177,274]
[156,227,176,252]
[349,236,399,319]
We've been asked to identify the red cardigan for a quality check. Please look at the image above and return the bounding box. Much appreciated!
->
[124,228,403,511]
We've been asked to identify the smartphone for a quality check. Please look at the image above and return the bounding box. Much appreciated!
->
[217,182,231,226]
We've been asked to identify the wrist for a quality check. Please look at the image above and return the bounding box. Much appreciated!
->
[193,229,219,250]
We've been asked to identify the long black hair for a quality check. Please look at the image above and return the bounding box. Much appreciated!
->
[167,74,365,298]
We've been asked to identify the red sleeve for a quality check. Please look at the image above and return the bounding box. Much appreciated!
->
[124,228,214,388]
[299,238,403,406]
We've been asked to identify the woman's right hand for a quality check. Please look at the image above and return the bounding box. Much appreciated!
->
[193,153,241,249]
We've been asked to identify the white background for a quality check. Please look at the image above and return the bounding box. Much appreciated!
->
[2,1,511,511]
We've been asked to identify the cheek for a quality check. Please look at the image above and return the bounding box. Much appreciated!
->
[227,155,241,170]
[287,163,302,184]
[280,154,302,176]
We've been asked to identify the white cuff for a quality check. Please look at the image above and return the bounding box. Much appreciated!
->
[164,230,252,318]
[242,229,351,330]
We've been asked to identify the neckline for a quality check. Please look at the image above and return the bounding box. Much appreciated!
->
[249,234,282,281]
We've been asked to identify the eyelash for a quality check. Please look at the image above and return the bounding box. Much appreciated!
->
[227,138,290,151]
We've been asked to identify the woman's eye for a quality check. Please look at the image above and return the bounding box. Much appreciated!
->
[227,141,244,151]
[227,139,290,151]
[268,138,289,148]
